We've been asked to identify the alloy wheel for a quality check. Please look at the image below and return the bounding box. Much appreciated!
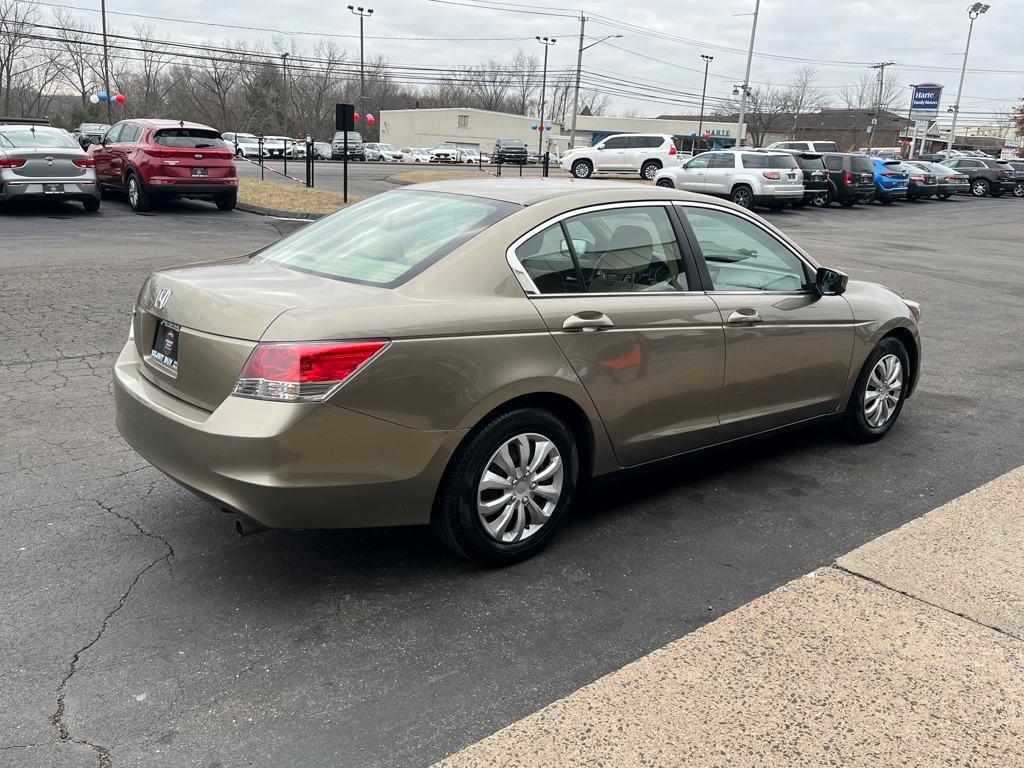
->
[573,161,591,179]
[863,354,903,428]
[972,179,989,197]
[476,433,563,544]
[731,187,752,208]
[1014,183,1024,198]
[128,177,139,208]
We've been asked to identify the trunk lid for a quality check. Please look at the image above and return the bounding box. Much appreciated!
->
[135,257,385,411]
[7,148,88,179]
[146,129,235,180]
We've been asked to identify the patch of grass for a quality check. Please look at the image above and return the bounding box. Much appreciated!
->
[389,168,491,184]
[237,179,357,215]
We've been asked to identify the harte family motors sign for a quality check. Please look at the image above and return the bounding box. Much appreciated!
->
[910,84,944,120]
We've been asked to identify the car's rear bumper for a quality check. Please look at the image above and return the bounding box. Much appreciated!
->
[0,179,99,202]
[754,186,804,202]
[835,183,875,200]
[113,341,459,529]
[876,186,909,200]
[145,179,237,197]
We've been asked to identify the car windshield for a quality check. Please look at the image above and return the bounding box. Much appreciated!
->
[500,139,524,147]
[333,132,363,142]
[435,143,456,149]
[793,155,825,170]
[0,129,79,148]
[742,153,798,169]
[379,144,395,151]
[255,191,519,287]
[79,123,109,133]
[154,129,227,149]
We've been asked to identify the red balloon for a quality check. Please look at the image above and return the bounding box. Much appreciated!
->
[354,113,360,122]
[114,93,126,104]
[367,114,376,125]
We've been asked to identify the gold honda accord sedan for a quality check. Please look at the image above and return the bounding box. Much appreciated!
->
[114,179,921,564]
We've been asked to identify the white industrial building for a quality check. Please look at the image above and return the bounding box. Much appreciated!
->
[379,107,745,153]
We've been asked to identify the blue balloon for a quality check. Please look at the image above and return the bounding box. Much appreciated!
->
[546,123,552,131]
[98,92,109,102]
[531,123,537,130]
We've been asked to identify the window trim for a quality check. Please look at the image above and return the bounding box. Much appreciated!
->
[672,201,818,295]
[506,200,705,298]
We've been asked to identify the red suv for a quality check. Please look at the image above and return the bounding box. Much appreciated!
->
[90,119,237,212]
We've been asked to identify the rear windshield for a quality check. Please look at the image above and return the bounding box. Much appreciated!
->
[980,159,1008,169]
[79,123,109,133]
[793,154,826,170]
[742,153,798,169]
[154,129,226,149]
[255,190,519,287]
[0,129,79,149]
[812,142,839,152]
[851,156,874,173]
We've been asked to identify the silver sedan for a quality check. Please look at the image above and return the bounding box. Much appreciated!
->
[0,125,100,211]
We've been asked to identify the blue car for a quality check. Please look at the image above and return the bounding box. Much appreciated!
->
[872,157,909,204]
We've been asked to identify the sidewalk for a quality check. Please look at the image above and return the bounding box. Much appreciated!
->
[435,467,1024,767]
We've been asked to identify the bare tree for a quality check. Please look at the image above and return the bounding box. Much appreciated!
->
[508,48,538,115]
[0,0,39,113]
[836,69,904,113]
[785,65,826,138]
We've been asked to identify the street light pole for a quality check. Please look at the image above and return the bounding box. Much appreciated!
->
[348,6,374,122]
[948,2,990,151]
[99,0,112,123]
[281,52,289,135]
[698,54,713,143]
[734,0,760,148]
[568,19,621,150]
[906,83,918,158]
[536,36,556,158]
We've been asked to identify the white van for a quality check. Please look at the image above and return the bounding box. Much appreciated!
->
[560,133,677,180]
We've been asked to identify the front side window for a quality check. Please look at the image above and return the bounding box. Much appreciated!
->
[518,206,691,295]
[683,207,808,293]
[601,136,626,150]
[257,191,518,287]
[685,154,711,169]
[105,123,125,144]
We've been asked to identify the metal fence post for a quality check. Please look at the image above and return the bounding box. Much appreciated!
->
[258,134,264,181]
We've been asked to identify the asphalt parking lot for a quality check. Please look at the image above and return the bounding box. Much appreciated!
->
[3,190,1023,767]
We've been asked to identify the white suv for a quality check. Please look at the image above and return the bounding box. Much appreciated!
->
[560,133,677,180]
[766,140,839,153]
[654,150,804,210]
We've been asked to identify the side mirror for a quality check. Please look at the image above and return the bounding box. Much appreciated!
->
[815,266,848,296]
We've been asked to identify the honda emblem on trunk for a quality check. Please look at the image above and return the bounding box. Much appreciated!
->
[154,288,172,310]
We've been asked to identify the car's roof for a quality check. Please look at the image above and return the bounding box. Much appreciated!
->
[409,177,711,206]
[128,119,218,131]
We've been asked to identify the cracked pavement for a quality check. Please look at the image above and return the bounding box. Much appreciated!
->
[2,193,1023,767]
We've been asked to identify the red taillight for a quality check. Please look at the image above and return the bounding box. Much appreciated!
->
[843,171,853,185]
[946,176,959,182]
[143,147,174,158]
[668,144,677,155]
[232,340,388,401]
[762,170,781,180]
[882,171,900,178]
[909,175,924,182]
[0,157,26,168]
[73,158,95,168]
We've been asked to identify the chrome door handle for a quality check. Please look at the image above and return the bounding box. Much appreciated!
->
[727,308,762,324]
[562,312,615,331]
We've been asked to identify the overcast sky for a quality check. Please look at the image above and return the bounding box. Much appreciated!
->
[62,0,1022,124]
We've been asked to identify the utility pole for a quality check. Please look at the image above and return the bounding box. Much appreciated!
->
[734,0,760,148]
[100,0,112,123]
[698,54,713,144]
[569,20,620,149]
[536,36,556,158]
[348,6,374,120]
[866,61,897,154]
[948,3,990,151]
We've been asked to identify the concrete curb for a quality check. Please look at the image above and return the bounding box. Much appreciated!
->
[235,201,325,220]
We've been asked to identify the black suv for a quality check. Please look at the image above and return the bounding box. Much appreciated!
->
[492,138,528,164]
[1001,159,1024,197]
[819,152,876,207]
[779,150,830,207]
[941,157,1014,197]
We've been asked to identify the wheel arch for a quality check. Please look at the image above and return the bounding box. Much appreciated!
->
[881,326,920,398]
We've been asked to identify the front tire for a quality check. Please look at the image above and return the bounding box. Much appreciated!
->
[840,198,857,208]
[843,337,911,443]
[82,197,100,212]
[432,408,578,566]
[656,178,675,188]
[572,159,593,179]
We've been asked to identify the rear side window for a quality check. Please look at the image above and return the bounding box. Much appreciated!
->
[813,142,839,152]
[154,129,226,149]
[824,155,843,171]
[851,156,874,173]
[256,190,518,287]
[708,153,735,168]
[742,153,798,169]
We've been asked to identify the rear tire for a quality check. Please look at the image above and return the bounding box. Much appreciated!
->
[811,189,831,207]
[1014,182,1024,198]
[843,337,911,443]
[839,198,856,208]
[939,192,952,199]
[572,159,593,179]
[126,172,150,212]
[730,185,753,208]
[640,160,661,180]
[82,197,100,212]
[215,193,237,211]
[432,407,578,566]
[971,178,990,197]
[879,196,894,205]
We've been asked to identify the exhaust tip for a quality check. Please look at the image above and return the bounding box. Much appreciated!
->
[235,516,268,537]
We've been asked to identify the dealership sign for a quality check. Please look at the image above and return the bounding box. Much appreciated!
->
[910,83,943,120]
